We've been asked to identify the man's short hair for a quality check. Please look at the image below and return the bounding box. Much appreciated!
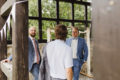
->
[72,27,79,31]
[29,26,36,32]
[55,24,68,40]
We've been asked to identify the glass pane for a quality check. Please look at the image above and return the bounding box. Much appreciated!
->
[59,22,72,38]
[29,20,39,39]
[59,22,72,27]
[59,2,72,19]
[88,6,92,20]
[29,0,38,17]
[42,21,56,39]
[7,18,12,40]
[42,0,56,18]
[88,23,91,27]
[74,4,85,20]
[74,23,86,38]
[7,28,12,40]
[82,0,92,2]
[74,23,86,31]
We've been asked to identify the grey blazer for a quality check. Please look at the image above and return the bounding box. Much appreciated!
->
[28,37,41,71]
[39,44,51,80]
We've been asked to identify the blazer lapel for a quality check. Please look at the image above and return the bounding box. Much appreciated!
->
[29,37,34,49]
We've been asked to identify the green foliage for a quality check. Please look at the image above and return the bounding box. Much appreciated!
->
[42,0,56,18]
[75,23,86,38]
[7,29,11,40]
[29,0,38,16]
[83,0,92,2]
[74,4,85,20]
[42,21,56,39]
[28,0,91,40]
[82,0,88,2]
[59,2,72,19]
[41,0,57,39]
[88,6,92,20]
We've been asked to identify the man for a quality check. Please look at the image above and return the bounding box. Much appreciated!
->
[66,27,88,80]
[3,27,41,80]
[41,24,73,80]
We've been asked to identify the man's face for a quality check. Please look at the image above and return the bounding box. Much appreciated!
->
[72,28,79,38]
[29,27,36,37]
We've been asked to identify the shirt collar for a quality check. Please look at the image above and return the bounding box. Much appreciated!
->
[29,36,35,40]
[55,39,65,43]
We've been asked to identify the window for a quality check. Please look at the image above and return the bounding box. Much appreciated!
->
[28,0,91,43]
[59,2,72,19]
[74,4,85,20]
[42,20,56,39]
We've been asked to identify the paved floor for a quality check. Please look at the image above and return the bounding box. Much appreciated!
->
[79,74,94,80]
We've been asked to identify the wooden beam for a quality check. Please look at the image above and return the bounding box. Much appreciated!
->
[0,0,15,16]
[0,16,5,29]
[0,0,8,79]
[0,0,6,28]
[12,1,28,80]
[0,0,6,7]
[0,28,7,80]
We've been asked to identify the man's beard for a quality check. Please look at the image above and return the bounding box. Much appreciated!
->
[30,34,36,37]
